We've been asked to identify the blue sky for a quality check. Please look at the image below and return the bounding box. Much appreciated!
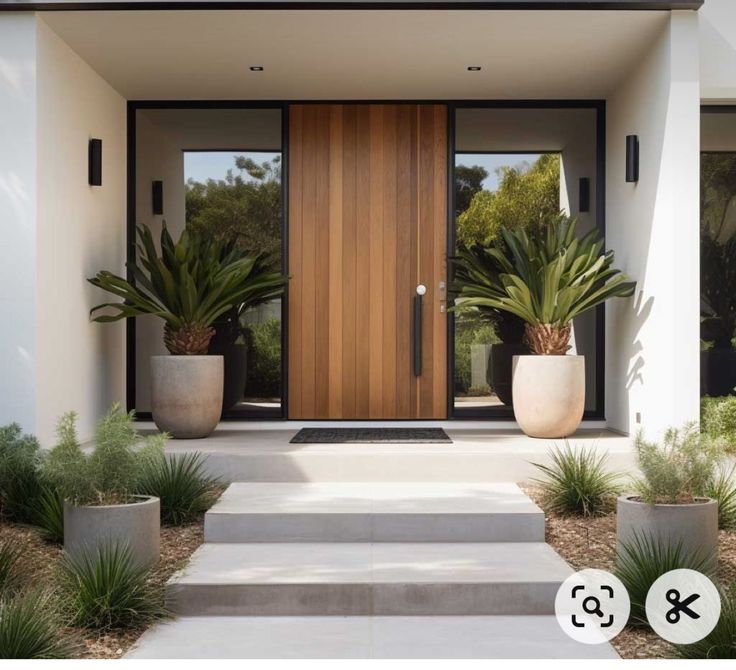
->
[183,150,539,191]
[184,151,280,184]
[455,153,541,191]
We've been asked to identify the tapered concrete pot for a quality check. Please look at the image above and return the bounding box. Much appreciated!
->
[64,495,160,568]
[512,355,585,438]
[616,495,719,563]
[151,355,223,439]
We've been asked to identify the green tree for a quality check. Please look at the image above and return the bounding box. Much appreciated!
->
[454,164,489,215]
[185,156,282,269]
[456,154,560,247]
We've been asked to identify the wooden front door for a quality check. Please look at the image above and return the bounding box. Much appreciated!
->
[288,104,447,419]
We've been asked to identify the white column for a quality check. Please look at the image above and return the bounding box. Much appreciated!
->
[0,14,38,432]
[606,11,700,436]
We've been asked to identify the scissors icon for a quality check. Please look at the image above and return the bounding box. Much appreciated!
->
[666,589,701,624]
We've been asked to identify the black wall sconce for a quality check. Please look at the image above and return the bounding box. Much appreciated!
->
[579,177,590,213]
[626,135,639,183]
[88,139,102,186]
[152,180,164,215]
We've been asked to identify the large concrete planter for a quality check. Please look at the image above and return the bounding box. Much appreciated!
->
[512,354,585,438]
[616,495,719,563]
[151,355,223,438]
[64,495,160,567]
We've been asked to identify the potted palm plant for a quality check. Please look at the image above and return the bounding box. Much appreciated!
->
[88,224,287,438]
[41,405,165,567]
[617,424,721,563]
[452,216,636,437]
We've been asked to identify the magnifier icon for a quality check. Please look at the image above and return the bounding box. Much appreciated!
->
[583,596,604,618]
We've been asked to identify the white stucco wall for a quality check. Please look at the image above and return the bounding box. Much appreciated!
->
[606,11,700,437]
[34,18,127,444]
[0,14,37,433]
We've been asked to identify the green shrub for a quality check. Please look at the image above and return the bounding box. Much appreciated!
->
[453,316,497,394]
[702,395,736,450]
[0,424,43,522]
[244,318,282,398]
[531,443,621,516]
[42,405,166,506]
[634,423,724,504]
[0,541,23,596]
[137,453,219,525]
[706,465,736,531]
[676,584,736,659]
[0,590,74,659]
[60,542,165,630]
[26,485,64,544]
[615,532,716,627]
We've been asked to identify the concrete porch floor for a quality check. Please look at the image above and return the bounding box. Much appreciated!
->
[137,424,635,483]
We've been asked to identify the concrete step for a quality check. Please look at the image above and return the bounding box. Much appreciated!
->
[166,542,572,616]
[127,615,619,659]
[204,482,545,542]
[155,427,634,483]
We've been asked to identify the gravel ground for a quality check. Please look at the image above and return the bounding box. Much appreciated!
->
[0,517,205,659]
[522,483,736,660]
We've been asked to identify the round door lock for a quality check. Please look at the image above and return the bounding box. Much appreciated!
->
[416,284,427,296]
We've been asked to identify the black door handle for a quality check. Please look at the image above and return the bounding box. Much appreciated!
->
[413,285,426,377]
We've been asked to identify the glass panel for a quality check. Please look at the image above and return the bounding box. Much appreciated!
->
[700,151,736,400]
[134,108,283,417]
[452,107,599,417]
[184,151,283,415]
[453,153,558,413]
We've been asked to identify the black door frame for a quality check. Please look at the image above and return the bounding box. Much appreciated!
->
[126,99,606,422]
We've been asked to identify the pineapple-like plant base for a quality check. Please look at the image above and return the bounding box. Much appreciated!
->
[524,323,571,356]
[164,323,215,356]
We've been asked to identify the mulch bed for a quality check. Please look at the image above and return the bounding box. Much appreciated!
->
[0,518,205,659]
[522,483,736,660]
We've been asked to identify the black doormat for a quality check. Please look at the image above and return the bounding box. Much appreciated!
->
[290,427,452,444]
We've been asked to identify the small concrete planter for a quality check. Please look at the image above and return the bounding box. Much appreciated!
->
[512,354,585,438]
[151,355,223,439]
[64,495,160,567]
[616,495,719,562]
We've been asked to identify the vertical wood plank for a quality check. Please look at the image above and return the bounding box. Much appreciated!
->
[341,106,358,418]
[368,105,384,418]
[288,105,304,418]
[381,105,399,418]
[327,105,344,418]
[355,105,371,418]
[313,106,331,418]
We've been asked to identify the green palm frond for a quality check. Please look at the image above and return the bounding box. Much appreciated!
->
[88,223,288,335]
[450,216,635,328]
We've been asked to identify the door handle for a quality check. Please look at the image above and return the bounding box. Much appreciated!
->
[413,285,426,377]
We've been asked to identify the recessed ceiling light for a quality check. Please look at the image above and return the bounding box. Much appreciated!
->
[250,66,264,72]
[467,66,482,71]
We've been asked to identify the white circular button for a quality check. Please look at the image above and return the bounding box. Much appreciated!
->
[555,569,630,644]
[416,284,427,296]
[645,569,721,644]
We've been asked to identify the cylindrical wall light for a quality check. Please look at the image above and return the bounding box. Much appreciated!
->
[88,139,102,186]
[626,135,639,183]
[579,177,590,213]
[152,180,164,215]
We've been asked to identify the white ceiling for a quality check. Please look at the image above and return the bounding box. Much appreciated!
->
[43,10,669,100]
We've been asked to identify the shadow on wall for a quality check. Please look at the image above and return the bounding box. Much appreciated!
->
[624,292,655,393]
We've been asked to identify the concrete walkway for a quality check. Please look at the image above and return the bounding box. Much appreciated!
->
[129,479,619,658]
